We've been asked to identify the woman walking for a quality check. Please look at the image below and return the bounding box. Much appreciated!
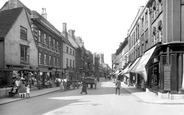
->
[80,80,87,94]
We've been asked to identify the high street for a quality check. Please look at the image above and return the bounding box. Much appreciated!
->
[1,78,184,115]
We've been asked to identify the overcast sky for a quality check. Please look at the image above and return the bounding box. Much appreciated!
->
[0,0,147,67]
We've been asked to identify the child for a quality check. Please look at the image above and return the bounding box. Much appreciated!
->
[26,84,30,98]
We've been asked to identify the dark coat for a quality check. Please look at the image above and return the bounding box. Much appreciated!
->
[81,81,87,92]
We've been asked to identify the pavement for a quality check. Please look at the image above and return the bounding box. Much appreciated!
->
[1,78,184,105]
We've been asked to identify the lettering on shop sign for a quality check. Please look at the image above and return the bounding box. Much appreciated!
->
[164,64,171,91]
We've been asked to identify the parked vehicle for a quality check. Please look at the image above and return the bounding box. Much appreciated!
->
[84,77,97,89]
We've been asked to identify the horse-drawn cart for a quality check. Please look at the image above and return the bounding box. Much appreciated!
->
[84,77,97,89]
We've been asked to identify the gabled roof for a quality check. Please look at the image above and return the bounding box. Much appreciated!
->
[62,35,74,48]
[67,34,79,49]
[0,7,23,38]
[31,10,62,38]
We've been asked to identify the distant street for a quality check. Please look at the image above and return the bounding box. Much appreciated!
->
[1,78,184,115]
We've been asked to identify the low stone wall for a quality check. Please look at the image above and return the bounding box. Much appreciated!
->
[0,88,11,98]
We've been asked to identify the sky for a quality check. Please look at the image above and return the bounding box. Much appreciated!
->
[0,0,147,67]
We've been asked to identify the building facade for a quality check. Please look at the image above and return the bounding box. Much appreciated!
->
[31,9,63,88]
[0,3,38,87]
[61,23,76,80]
[122,0,184,97]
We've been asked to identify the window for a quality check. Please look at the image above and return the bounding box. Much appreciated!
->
[158,20,163,42]
[38,30,41,42]
[44,54,47,65]
[57,58,59,67]
[152,27,156,44]
[70,59,72,67]
[53,39,55,49]
[31,24,38,40]
[20,45,29,64]
[73,60,75,67]
[66,58,68,67]
[53,57,55,66]
[66,47,69,53]
[39,53,41,65]
[49,37,51,47]
[49,55,52,66]
[20,26,27,40]
[70,49,72,55]
[73,50,75,56]
[44,33,47,45]
[158,0,163,12]
[56,41,58,50]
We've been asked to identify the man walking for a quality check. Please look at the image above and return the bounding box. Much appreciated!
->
[81,79,87,94]
[115,78,121,95]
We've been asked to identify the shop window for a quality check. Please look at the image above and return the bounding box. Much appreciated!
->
[20,26,27,40]
[20,45,29,64]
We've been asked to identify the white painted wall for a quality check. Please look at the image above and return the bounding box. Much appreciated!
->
[4,9,38,67]
[63,42,75,68]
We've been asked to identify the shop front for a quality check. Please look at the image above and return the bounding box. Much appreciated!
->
[158,43,184,95]
[126,57,141,87]
[134,46,157,91]
[37,68,52,89]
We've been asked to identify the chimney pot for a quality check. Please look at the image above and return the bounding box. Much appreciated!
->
[41,8,47,19]
[68,29,75,38]
[63,23,67,32]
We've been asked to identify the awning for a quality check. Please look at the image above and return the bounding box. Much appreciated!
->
[118,70,124,75]
[38,68,52,72]
[127,57,141,73]
[134,46,157,82]
[115,70,120,74]
[123,63,132,74]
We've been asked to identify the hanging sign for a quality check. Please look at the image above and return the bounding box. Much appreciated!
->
[164,64,171,91]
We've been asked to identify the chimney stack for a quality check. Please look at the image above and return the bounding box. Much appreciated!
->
[8,0,18,9]
[68,29,75,38]
[62,23,67,33]
[41,8,47,19]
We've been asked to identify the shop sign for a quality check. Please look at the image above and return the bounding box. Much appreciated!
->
[164,64,171,91]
